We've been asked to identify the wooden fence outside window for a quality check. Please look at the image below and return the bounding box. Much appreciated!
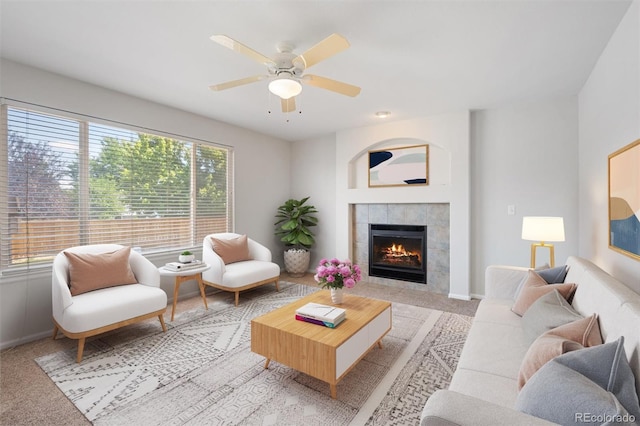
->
[6,217,227,266]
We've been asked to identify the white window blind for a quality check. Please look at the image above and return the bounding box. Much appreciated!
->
[0,103,232,270]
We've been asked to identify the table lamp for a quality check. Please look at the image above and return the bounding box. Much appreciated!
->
[521,217,565,268]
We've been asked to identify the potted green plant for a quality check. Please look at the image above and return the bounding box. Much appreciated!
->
[274,196,318,277]
[179,250,194,263]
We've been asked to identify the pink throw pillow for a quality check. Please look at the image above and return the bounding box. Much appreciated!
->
[210,235,250,264]
[518,314,602,389]
[64,246,137,296]
[512,270,577,316]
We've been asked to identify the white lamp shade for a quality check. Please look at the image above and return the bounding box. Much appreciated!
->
[268,78,302,100]
[522,217,565,242]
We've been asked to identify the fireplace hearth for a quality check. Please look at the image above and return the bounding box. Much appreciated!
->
[369,224,427,284]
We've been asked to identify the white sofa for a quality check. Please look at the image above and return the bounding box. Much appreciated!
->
[421,256,640,425]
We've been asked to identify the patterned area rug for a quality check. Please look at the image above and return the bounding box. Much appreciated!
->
[36,283,471,425]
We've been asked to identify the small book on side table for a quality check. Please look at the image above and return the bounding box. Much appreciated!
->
[164,259,203,271]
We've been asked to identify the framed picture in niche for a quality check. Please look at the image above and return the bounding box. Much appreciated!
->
[608,138,640,260]
[368,144,429,187]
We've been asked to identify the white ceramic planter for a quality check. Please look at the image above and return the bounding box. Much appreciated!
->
[179,254,195,263]
[283,249,310,277]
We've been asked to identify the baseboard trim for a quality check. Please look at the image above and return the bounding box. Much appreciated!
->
[1,329,51,351]
[448,292,471,301]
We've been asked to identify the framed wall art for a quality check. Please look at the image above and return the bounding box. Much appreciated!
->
[608,138,640,260]
[368,144,429,187]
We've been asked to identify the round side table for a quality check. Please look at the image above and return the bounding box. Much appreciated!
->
[158,263,211,321]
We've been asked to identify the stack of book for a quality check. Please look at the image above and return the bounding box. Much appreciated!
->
[295,302,346,328]
[164,259,204,272]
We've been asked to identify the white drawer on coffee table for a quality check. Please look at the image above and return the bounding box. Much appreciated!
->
[336,306,391,378]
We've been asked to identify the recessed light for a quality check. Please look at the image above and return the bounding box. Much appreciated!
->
[375,111,391,118]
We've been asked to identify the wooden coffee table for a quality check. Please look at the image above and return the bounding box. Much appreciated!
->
[251,291,392,399]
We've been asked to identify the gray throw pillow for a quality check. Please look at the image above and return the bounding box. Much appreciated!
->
[537,264,569,284]
[517,359,633,425]
[521,289,583,344]
[555,337,640,422]
[516,337,640,425]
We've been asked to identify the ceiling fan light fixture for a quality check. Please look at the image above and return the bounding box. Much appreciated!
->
[269,77,302,100]
[375,111,391,118]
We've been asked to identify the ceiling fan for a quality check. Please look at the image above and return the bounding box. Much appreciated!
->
[208,33,361,113]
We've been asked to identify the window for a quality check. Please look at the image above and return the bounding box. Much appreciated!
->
[0,103,232,270]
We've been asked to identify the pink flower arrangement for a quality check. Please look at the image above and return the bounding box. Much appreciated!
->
[314,258,362,290]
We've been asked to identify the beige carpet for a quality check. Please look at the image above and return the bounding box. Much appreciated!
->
[36,283,471,425]
[0,274,479,426]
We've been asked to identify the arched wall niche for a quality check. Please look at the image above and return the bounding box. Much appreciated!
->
[348,137,451,190]
[335,111,470,299]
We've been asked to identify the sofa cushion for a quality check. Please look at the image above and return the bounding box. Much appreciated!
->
[512,270,577,316]
[456,318,529,380]
[521,289,583,344]
[64,246,137,296]
[516,338,640,424]
[221,260,280,289]
[518,314,602,389]
[474,298,523,325]
[60,283,167,333]
[211,234,250,264]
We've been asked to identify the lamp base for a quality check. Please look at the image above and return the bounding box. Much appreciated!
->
[530,242,555,269]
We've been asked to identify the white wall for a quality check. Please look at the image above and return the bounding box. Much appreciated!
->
[470,97,580,296]
[578,0,640,293]
[0,60,291,348]
[290,134,337,270]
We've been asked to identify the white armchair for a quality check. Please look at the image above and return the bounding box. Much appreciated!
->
[52,244,167,362]
[202,233,280,306]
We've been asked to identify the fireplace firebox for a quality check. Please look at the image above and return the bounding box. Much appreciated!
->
[369,224,427,284]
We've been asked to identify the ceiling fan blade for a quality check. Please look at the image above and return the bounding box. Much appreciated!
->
[293,33,350,70]
[281,97,296,113]
[302,74,361,97]
[209,75,266,91]
[210,35,275,66]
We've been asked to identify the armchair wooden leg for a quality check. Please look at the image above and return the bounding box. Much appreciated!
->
[234,292,239,307]
[274,280,279,291]
[52,325,59,340]
[76,337,86,363]
[158,314,167,332]
[197,276,209,311]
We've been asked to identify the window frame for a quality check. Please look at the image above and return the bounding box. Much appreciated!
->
[0,99,234,273]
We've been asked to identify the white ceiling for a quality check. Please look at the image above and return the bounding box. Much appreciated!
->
[0,0,632,142]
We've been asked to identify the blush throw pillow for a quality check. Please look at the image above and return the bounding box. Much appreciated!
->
[211,234,250,264]
[518,314,602,389]
[64,246,137,296]
[512,270,577,316]
[513,264,551,300]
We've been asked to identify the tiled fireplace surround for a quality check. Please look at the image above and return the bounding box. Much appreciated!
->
[352,203,450,295]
